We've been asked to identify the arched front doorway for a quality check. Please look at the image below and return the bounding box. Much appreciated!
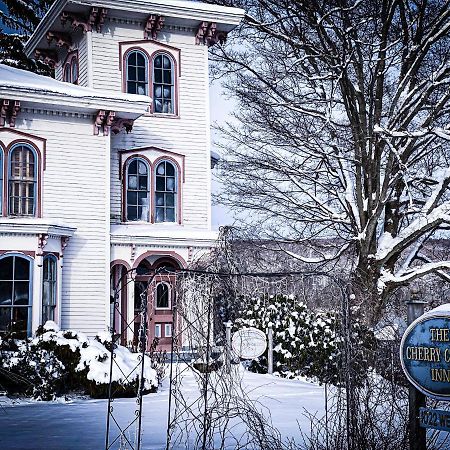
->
[133,257,180,352]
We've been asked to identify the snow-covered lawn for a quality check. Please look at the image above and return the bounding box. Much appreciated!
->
[0,368,325,449]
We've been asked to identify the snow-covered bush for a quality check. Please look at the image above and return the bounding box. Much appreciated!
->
[236,295,375,384]
[0,322,158,400]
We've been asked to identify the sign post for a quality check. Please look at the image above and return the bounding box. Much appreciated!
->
[406,291,427,450]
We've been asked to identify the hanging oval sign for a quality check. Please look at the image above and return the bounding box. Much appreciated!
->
[400,307,450,400]
[232,327,267,360]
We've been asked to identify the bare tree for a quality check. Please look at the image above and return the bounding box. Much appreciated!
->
[208,0,450,319]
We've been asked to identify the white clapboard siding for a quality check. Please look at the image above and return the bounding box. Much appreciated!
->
[94,21,211,230]
[15,112,110,336]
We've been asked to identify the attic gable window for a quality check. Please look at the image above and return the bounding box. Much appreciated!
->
[63,51,78,84]
[126,50,148,95]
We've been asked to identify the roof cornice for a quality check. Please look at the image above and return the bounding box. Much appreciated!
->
[25,0,244,57]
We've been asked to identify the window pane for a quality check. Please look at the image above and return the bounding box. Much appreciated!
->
[127,82,137,94]
[0,308,11,332]
[129,52,137,66]
[157,163,165,175]
[71,60,78,83]
[138,161,147,175]
[14,281,29,305]
[166,177,175,192]
[163,56,171,69]
[127,191,137,205]
[156,284,169,308]
[155,324,161,338]
[12,307,28,338]
[0,281,12,305]
[154,86,162,98]
[138,67,146,82]
[14,257,29,280]
[156,177,165,191]
[163,70,171,84]
[128,66,137,81]
[154,70,162,83]
[154,55,162,68]
[155,208,164,223]
[128,175,138,189]
[128,159,137,174]
[154,193,163,206]
[138,176,147,190]
[154,100,162,113]
[166,208,175,222]
[136,52,146,67]
[0,257,13,280]
[137,84,147,95]
[166,193,175,207]
[166,163,175,176]
[165,324,172,337]
[163,87,172,99]
[127,206,137,221]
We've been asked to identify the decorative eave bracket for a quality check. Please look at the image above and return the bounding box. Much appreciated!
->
[46,31,72,49]
[145,15,165,40]
[34,49,58,68]
[0,100,21,128]
[61,7,108,33]
[195,22,227,47]
[94,111,134,136]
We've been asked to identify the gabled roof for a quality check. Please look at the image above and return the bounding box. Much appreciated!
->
[0,64,149,117]
[25,0,245,58]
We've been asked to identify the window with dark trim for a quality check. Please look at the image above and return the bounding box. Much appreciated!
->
[155,282,170,309]
[9,144,37,216]
[126,157,150,221]
[126,50,148,95]
[42,255,57,324]
[155,160,176,223]
[0,255,32,338]
[63,54,79,84]
[153,53,174,114]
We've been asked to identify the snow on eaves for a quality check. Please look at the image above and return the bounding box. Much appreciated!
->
[0,64,150,115]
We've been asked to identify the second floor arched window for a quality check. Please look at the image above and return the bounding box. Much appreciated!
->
[126,157,150,221]
[126,50,148,95]
[153,53,174,114]
[9,144,37,216]
[155,160,177,223]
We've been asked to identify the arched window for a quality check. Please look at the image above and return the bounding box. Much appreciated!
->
[71,57,79,84]
[63,53,78,84]
[42,255,57,324]
[0,255,32,338]
[63,63,71,83]
[126,157,150,221]
[126,50,148,95]
[9,144,37,216]
[155,160,176,223]
[155,282,171,309]
[153,53,174,114]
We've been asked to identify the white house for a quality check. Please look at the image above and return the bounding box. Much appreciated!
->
[0,0,243,350]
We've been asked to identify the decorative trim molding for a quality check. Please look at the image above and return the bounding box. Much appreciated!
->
[34,49,58,68]
[0,100,20,128]
[61,7,108,33]
[195,21,227,47]
[94,110,134,135]
[145,15,165,40]
[46,31,72,49]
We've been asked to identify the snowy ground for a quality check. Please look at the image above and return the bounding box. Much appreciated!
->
[0,368,325,450]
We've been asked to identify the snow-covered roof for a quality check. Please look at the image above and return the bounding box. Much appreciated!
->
[0,64,149,117]
[25,0,245,57]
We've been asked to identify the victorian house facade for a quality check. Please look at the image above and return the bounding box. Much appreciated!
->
[0,0,243,349]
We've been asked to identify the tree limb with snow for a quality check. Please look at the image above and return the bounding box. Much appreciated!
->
[206,0,450,320]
